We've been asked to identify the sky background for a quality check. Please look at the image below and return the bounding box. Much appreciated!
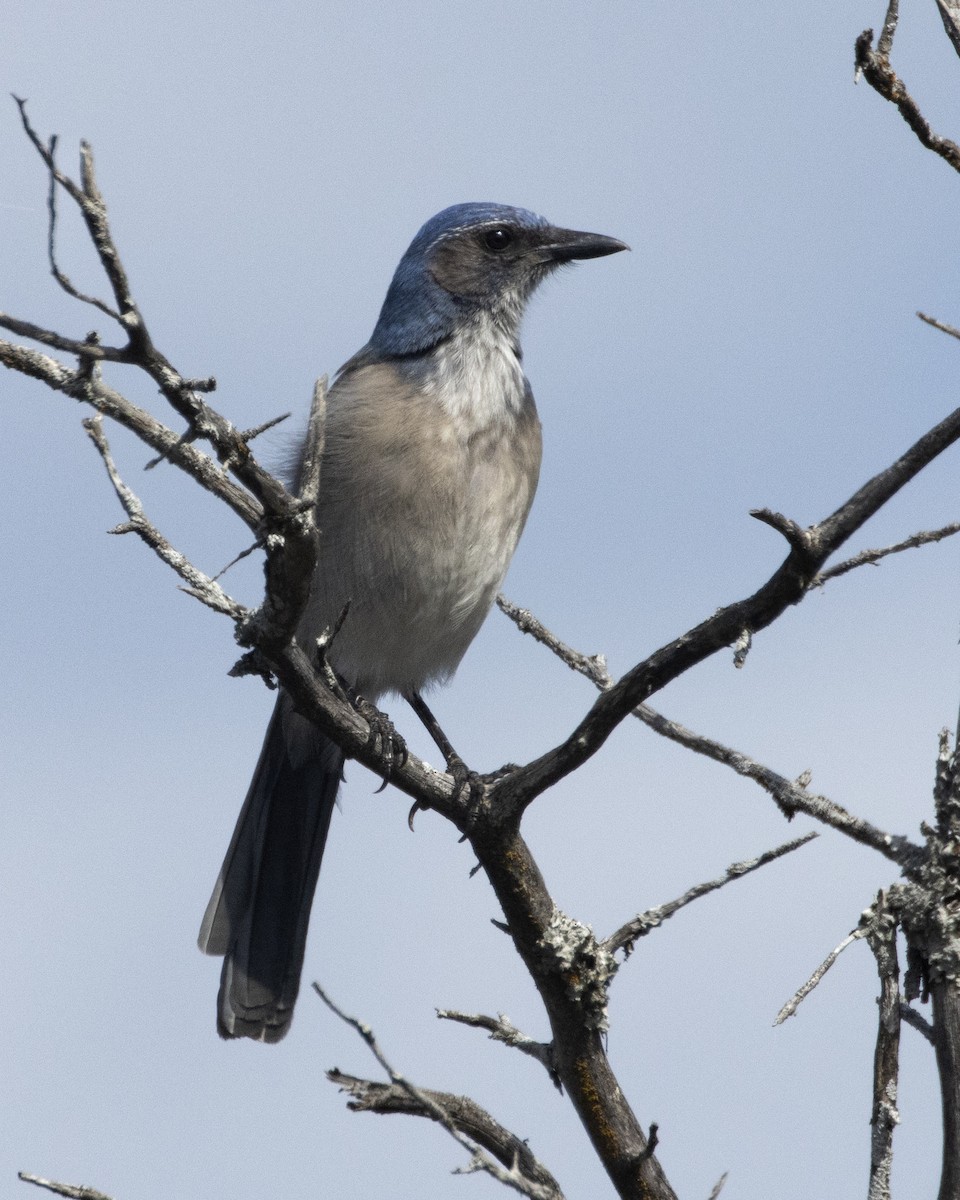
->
[3,2,960,1197]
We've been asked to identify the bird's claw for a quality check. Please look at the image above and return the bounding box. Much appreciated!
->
[354,696,408,784]
[447,753,485,806]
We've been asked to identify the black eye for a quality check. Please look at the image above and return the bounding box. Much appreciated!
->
[483,227,514,252]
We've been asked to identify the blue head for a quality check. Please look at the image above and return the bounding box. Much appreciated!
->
[367,203,627,359]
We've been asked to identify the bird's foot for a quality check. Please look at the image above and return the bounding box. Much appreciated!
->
[354,695,408,785]
[446,752,485,805]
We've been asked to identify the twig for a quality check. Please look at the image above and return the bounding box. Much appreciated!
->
[298,375,328,508]
[899,999,935,1043]
[749,507,808,548]
[775,928,867,1025]
[935,0,960,61]
[918,311,960,341]
[496,595,609,684]
[877,0,899,59]
[18,1174,113,1200]
[636,709,922,870]
[14,97,138,327]
[815,522,960,584]
[41,132,120,320]
[706,1173,728,1200]
[604,834,818,958]
[0,312,130,360]
[83,417,246,620]
[436,1009,559,1086]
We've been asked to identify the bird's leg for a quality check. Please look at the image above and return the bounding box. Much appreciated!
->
[316,607,407,783]
[405,690,484,804]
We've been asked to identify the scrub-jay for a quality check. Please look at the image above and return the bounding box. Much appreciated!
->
[198,203,627,1041]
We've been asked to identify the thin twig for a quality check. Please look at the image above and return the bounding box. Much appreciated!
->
[18,1174,113,1200]
[84,417,246,620]
[877,0,899,59]
[775,928,867,1025]
[918,310,960,341]
[436,1009,559,1085]
[604,834,818,958]
[815,522,960,584]
[706,1173,728,1200]
[0,312,129,360]
[42,132,120,319]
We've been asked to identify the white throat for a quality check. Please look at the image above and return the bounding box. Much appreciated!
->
[423,310,527,432]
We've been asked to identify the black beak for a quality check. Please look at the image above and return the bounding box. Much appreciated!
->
[537,227,630,263]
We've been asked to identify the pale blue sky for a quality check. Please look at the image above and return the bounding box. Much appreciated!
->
[3,2,959,1196]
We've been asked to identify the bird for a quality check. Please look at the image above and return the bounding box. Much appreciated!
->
[198,202,627,1041]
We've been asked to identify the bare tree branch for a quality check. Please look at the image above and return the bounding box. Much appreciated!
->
[497,599,925,872]
[315,985,563,1199]
[328,1072,565,1198]
[494,385,960,810]
[0,311,130,361]
[855,4,960,173]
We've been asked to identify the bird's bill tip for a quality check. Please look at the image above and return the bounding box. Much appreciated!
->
[540,228,630,262]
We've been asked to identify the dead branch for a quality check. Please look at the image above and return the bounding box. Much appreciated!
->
[855,2,960,173]
[315,986,563,1199]
[775,928,868,1025]
[497,600,924,872]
